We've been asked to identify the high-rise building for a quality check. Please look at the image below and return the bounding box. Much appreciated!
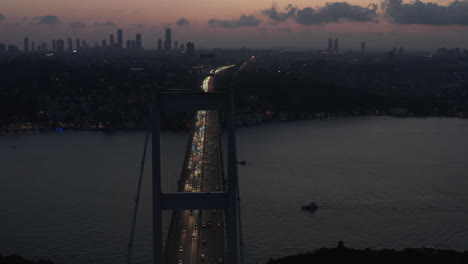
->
[157,38,162,50]
[136,33,142,50]
[180,44,185,51]
[31,41,36,52]
[102,39,107,48]
[56,39,65,52]
[82,40,87,49]
[328,39,333,52]
[131,40,136,51]
[361,41,366,54]
[126,40,131,50]
[186,41,195,56]
[0,43,6,53]
[24,37,29,52]
[117,29,123,49]
[334,38,339,53]
[164,28,172,50]
[110,34,115,48]
[52,39,56,52]
[76,38,81,50]
[174,40,178,51]
[68,38,73,51]
[41,42,48,51]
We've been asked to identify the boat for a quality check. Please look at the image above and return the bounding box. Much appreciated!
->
[301,202,318,212]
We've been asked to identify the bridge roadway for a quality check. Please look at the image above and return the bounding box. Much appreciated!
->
[165,66,234,264]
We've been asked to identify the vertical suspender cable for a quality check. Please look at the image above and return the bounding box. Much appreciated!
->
[127,88,155,264]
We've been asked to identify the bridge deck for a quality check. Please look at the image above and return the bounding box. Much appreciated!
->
[165,73,227,264]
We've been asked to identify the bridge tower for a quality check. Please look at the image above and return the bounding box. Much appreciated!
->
[152,89,239,264]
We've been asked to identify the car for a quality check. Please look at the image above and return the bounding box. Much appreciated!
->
[178,246,184,252]
[192,233,196,240]
[201,254,205,261]
[193,224,198,230]
[202,239,206,245]
[202,222,206,228]
[178,259,183,264]
[207,221,212,227]
[217,222,222,227]
[181,227,186,232]
[218,258,224,263]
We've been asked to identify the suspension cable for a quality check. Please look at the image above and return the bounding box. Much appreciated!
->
[127,88,156,264]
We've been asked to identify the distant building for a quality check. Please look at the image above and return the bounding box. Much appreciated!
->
[174,40,178,50]
[361,41,366,54]
[41,42,47,51]
[82,40,87,49]
[24,37,29,52]
[117,29,123,49]
[126,40,131,50]
[136,33,142,50]
[334,38,339,53]
[157,38,162,50]
[186,41,195,56]
[0,43,6,53]
[399,46,404,56]
[328,39,333,52]
[102,39,107,48]
[56,39,65,52]
[76,38,81,50]
[164,28,172,50]
[52,39,56,52]
[180,43,185,51]
[131,40,136,51]
[68,38,73,51]
[110,34,115,48]
[8,45,20,53]
[31,41,35,52]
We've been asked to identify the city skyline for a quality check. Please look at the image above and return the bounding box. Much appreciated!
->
[2,0,468,50]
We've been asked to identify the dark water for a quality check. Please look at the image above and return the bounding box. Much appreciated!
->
[1,117,468,263]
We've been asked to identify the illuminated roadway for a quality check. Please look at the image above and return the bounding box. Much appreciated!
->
[165,65,235,264]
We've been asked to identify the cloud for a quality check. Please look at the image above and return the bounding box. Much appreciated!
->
[382,0,468,25]
[69,22,86,29]
[261,4,297,23]
[34,15,62,24]
[295,2,378,25]
[176,17,190,26]
[208,14,262,28]
[93,21,116,27]
[0,14,6,21]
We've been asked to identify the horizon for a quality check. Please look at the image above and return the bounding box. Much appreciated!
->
[2,0,468,50]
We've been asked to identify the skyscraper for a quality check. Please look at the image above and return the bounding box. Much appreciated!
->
[24,37,29,52]
[56,39,65,53]
[52,39,56,52]
[328,39,333,52]
[110,34,115,48]
[334,38,339,53]
[186,41,195,56]
[68,38,73,51]
[361,41,366,54]
[136,33,142,50]
[157,38,162,51]
[76,38,81,50]
[126,40,131,50]
[164,28,172,50]
[117,29,123,49]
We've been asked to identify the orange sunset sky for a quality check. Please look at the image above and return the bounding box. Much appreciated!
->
[1,0,468,50]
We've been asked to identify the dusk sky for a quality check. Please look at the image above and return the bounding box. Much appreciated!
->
[2,0,468,50]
